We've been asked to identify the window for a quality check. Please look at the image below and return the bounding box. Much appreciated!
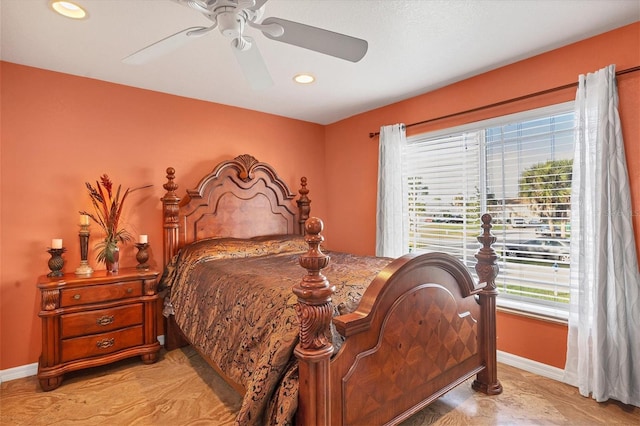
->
[403,103,574,319]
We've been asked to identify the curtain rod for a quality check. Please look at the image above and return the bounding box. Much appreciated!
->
[369,65,640,138]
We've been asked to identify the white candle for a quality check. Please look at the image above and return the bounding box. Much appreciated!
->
[52,238,63,249]
[80,214,90,225]
[138,235,148,244]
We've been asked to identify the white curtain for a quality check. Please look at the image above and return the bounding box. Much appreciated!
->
[376,124,407,257]
[564,64,640,407]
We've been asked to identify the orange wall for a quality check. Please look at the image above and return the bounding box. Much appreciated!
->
[324,22,639,368]
[0,63,327,370]
[1,22,638,372]
[496,311,568,368]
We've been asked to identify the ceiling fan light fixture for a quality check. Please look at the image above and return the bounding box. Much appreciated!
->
[49,1,87,19]
[294,73,315,85]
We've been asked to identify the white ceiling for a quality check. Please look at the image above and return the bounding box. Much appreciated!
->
[2,0,639,125]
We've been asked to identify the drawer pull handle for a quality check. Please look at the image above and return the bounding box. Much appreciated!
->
[96,315,114,326]
[126,288,133,293]
[73,294,81,300]
[96,338,115,349]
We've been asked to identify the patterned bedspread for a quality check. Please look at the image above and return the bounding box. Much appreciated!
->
[159,235,391,425]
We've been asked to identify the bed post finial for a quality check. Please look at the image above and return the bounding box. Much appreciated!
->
[296,177,311,234]
[161,167,181,267]
[472,213,503,395]
[293,217,334,425]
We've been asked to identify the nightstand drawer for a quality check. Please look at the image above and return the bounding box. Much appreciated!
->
[60,281,142,307]
[61,325,144,363]
[61,304,143,339]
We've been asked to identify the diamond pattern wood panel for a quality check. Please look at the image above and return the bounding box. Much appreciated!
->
[342,284,478,424]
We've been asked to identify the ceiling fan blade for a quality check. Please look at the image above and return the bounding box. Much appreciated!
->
[123,26,209,65]
[232,37,274,90]
[260,17,368,62]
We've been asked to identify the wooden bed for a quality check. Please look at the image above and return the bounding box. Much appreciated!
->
[160,154,502,426]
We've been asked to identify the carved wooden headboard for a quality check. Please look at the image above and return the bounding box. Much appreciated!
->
[161,154,310,266]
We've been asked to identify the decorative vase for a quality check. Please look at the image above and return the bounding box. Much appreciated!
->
[106,247,120,273]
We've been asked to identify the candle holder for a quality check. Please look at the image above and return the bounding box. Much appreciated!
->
[75,223,94,276]
[135,243,150,270]
[47,248,66,277]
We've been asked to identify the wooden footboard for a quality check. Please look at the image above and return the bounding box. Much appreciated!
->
[294,215,502,426]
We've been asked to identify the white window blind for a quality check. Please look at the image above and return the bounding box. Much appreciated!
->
[403,103,574,319]
[404,132,482,266]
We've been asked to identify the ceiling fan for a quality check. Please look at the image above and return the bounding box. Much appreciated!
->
[122,0,369,90]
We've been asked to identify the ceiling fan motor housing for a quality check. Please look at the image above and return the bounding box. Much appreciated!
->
[217,11,243,38]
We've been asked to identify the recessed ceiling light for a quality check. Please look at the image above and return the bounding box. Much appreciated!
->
[293,73,315,84]
[49,1,88,20]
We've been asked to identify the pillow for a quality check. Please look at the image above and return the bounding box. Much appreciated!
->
[159,234,308,291]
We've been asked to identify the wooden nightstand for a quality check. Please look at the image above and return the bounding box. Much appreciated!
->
[37,268,161,391]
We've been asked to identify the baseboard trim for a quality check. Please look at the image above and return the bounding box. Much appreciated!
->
[0,362,38,384]
[497,350,566,382]
[1,335,166,384]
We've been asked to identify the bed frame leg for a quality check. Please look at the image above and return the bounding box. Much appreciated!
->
[293,218,335,426]
[472,214,503,395]
[164,315,190,351]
